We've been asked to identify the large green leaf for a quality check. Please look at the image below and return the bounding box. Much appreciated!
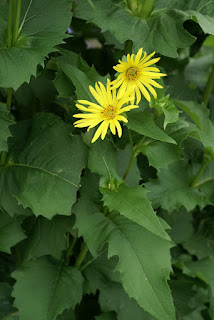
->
[95,313,117,320]
[173,100,214,151]
[76,210,175,320]
[88,139,122,188]
[74,0,195,57]
[12,256,83,320]
[99,282,155,320]
[127,111,176,144]
[140,141,181,171]
[57,49,107,101]
[0,0,72,90]
[23,215,74,260]
[75,174,175,320]
[83,250,120,295]
[0,210,26,254]
[0,113,88,218]
[0,104,15,152]
[146,161,207,212]
[102,185,169,240]
[187,257,214,297]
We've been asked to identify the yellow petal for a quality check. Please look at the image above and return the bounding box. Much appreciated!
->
[135,86,141,104]
[143,81,157,99]
[110,120,116,135]
[140,57,160,68]
[89,85,105,106]
[134,48,143,64]
[141,51,156,64]
[116,115,128,123]
[91,121,106,143]
[138,82,151,102]
[144,78,163,88]
[115,120,122,137]
[73,113,97,119]
[101,120,110,140]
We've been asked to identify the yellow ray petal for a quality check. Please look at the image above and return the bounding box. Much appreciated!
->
[101,120,110,140]
[143,81,157,99]
[135,86,141,104]
[110,120,116,135]
[141,51,156,64]
[89,85,105,106]
[117,104,138,114]
[92,121,106,143]
[134,48,143,64]
[77,100,104,110]
[144,78,163,88]
[115,120,122,137]
[116,115,128,123]
[140,57,160,68]
[138,82,151,102]
[73,113,98,119]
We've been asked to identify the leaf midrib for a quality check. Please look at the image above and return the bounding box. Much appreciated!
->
[10,163,79,188]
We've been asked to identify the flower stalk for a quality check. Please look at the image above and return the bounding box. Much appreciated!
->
[202,63,214,107]
[12,0,22,46]
[140,0,155,19]
[7,0,14,48]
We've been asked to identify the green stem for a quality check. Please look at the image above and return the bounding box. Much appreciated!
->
[202,64,214,107]
[140,0,155,19]
[75,243,88,269]
[123,153,135,180]
[191,161,209,187]
[6,88,13,111]
[65,234,78,264]
[128,128,134,153]
[7,0,14,48]
[12,0,22,46]
[0,151,7,165]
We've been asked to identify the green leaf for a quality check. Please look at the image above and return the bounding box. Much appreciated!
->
[140,141,181,171]
[83,250,120,295]
[117,145,140,187]
[57,308,75,320]
[23,215,74,260]
[88,139,122,188]
[102,184,170,240]
[75,174,175,320]
[12,256,83,320]
[0,0,72,90]
[99,282,155,320]
[0,113,88,218]
[0,104,15,152]
[74,0,195,57]
[53,70,75,99]
[127,111,176,144]
[173,100,214,151]
[146,161,207,212]
[187,257,214,298]
[76,210,175,320]
[0,282,14,318]
[57,49,107,101]
[95,313,117,320]
[0,210,26,254]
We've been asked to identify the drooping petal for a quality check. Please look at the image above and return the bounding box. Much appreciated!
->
[101,120,110,140]
[110,120,116,135]
[138,81,151,102]
[115,120,122,137]
[116,115,128,123]
[91,121,106,143]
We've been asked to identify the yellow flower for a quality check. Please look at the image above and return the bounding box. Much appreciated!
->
[111,48,166,104]
[73,80,138,143]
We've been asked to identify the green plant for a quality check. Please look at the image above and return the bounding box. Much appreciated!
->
[1,0,214,319]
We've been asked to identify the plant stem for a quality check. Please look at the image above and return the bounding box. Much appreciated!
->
[6,88,13,111]
[140,0,155,19]
[128,128,134,152]
[191,161,209,187]
[0,151,7,165]
[12,0,22,46]
[7,0,14,48]
[65,234,78,264]
[75,243,88,269]
[123,153,135,180]
[202,63,214,107]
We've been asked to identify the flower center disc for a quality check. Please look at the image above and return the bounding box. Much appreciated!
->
[102,105,116,120]
[126,67,139,80]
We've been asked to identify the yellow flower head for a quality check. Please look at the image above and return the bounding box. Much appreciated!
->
[73,80,138,143]
[111,48,166,104]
